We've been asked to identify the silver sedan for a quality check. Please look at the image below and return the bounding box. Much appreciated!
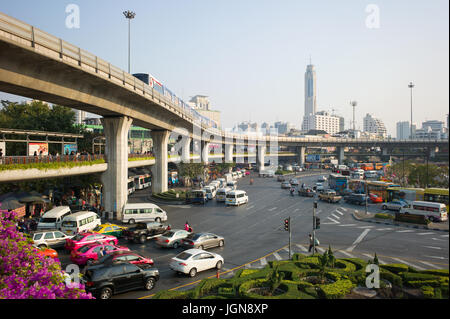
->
[155,229,191,249]
[181,232,225,250]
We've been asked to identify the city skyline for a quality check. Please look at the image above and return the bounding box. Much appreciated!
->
[0,0,448,136]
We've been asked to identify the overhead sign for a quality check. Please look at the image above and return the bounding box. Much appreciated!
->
[306,154,321,162]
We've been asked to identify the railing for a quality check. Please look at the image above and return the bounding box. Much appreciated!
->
[0,12,448,145]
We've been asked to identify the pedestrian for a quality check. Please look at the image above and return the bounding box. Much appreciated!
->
[0,148,3,164]
[184,221,190,232]
[308,234,319,253]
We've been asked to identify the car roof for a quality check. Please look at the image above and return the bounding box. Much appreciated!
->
[31,229,60,234]
[63,211,97,219]
[227,190,246,195]
[41,206,71,218]
[181,248,209,255]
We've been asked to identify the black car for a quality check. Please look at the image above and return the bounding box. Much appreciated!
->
[123,222,169,244]
[344,194,369,205]
[82,263,159,299]
[298,187,314,197]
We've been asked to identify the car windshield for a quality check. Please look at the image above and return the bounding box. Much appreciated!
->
[73,233,85,241]
[93,225,102,232]
[176,252,192,260]
[78,245,92,253]
[40,218,57,223]
[62,221,77,228]
[163,231,175,238]
[186,233,202,241]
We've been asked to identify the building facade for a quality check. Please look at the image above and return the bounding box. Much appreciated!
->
[302,111,340,135]
[396,121,410,140]
[363,113,387,137]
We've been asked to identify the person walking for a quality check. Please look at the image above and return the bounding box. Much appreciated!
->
[308,234,319,253]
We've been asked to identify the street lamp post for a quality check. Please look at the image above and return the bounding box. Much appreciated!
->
[408,82,414,139]
[123,10,136,74]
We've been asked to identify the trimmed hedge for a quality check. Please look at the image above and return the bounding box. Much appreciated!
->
[420,269,449,277]
[408,280,441,288]
[380,263,409,274]
[380,270,403,288]
[318,279,355,299]
[339,258,367,271]
[375,213,394,220]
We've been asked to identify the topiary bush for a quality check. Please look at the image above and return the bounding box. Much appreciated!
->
[340,258,367,271]
[380,263,409,274]
[318,279,355,299]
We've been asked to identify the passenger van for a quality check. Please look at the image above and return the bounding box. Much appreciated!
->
[122,203,168,224]
[400,201,448,222]
[216,187,232,202]
[226,190,248,206]
[203,186,217,200]
[217,178,226,188]
[37,206,72,230]
[61,211,101,235]
[226,180,237,190]
[350,170,364,180]
[232,172,238,180]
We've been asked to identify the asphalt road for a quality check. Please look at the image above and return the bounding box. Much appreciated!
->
[56,171,449,299]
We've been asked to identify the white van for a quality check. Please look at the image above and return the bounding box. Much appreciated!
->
[60,211,101,235]
[351,170,364,180]
[37,206,72,230]
[216,187,232,202]
[226,180,237,190]
[232,172,238,180]
[122,203,168,224]
[203,186,217,200]
[400,201,448,222]
[226,190,248,206]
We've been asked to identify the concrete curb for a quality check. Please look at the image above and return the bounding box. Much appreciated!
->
[352,212,449,232]
[147,196,187,206]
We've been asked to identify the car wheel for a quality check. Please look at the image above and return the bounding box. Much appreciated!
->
[99,287,113,299]
[218,240,224,247]
[198,245,204,250]
[189,268,197,277]
[173,242,179,249]
[216,260,223,269]
[144,277,155,291]
[129,219,135,225]
[382,205,387,210]
[139,235,146,244]
[155,218,161,223]
[38,244,47,249]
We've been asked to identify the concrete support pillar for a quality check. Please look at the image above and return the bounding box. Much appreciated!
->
[225,143,234,163]
[100,116,133,220]
[257,145,266,172]
[181,137,192,163]
[337,146,345,165]
[297,146,306,167]
[201,141,210,164]
[382,148,389,156]
[151,130,170,194]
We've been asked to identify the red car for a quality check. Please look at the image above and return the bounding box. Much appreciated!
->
[369,193,383,203]
[37,247,58,259]
[65,232,118,251]
[70,243,130,265]
[93,251,154,266]
[245,171,251,176]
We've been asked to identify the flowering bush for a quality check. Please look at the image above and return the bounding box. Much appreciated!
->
[0,210,94,299]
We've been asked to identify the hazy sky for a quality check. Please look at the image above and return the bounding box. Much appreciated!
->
[0,0,448,136]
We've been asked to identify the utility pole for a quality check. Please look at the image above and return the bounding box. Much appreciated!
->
[312,193,318,254]
[123,10,136,74]
[408,82,415,139]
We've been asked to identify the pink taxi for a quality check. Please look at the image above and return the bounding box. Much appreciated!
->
[65,232,118,251]
[70,242,130,265]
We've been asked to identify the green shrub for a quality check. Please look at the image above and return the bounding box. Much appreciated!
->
[296,281,314,290]
[304,287,320,298]
[400,272,438,282]
[339,258,367,271]
[380,270,403,288]
[420,286,435,299]
[240,269,259,277]
[407,280,441,288]
[345,270,367,286]
[325,271,342,282]
[419,269,449,277]
[375,213,394,220]
[152,289,192,299]
[318,279,355,299]
[334,260,357,272]
[218,287,235,297]
[238,279,270,298]
[380,263,409,274]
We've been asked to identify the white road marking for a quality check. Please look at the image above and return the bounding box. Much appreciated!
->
[327,217,340,224]
[296,244,308,252]
[441,234,449,238]
[424,255,446,260]
[246,205,255,210]
[419,261,439,269]
[316,247,325,253]
[273,252,282,260]
[283,247,290,253]
[431,237,447,242]
[423,246,443,250]
[335,210,344,216]
[338,224,357,227]
[260,258,267,266]
[294,208,300,212]
[416,232,435,236]
[331,213,341,219]
[396,230,415,233]
[346,229,371,252]
[337,251,356,258]
[376,228,394,231]
[340,207,348,212]
[268,207,277,212]
[357,226,375,229]
[390,258,426,271]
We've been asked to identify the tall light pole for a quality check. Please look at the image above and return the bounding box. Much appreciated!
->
[350,101,357,132]
[123,10,136,74]
[408,82,414,139]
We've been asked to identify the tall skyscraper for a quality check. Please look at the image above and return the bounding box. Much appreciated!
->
[396,121,410,139]
[304,64,317,117]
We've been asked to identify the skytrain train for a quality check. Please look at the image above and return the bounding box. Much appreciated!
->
[133,73,219,129]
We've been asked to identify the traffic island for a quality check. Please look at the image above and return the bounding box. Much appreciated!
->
[352,210,449,232]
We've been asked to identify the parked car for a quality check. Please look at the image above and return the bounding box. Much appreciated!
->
[315,183,325,192]
[155,229,191,248]
[344,194,369,206]
[92,223,127,238]
[281,181,291,189]
[70,243,130,265]
[369,193,383,204]
[65,232,118,251]
[93,251,154,266]
[382,200,409,211]
[123,222,169,244]
[31,229,73,249]
[169,249,224,277]
[182,232,225,250]
[82,263,159,299]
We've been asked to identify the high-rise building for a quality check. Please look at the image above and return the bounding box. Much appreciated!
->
[274,122,295,135]
[422,120,444,132]
[363,114,387,137]
[302,111,340,135]
[302,63,317,130]
[338,116,345,132]
[396,121,410,139]
[188,95,221,127]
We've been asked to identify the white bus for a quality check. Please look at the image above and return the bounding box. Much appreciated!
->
[134,174,151,190]
[400,201,448,222]
[128,177,136,195]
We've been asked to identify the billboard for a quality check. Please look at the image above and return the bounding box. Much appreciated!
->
[28,142,48,156]
[64,144,78,155]
[306,154,321,163]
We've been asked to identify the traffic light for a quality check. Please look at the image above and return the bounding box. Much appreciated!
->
[284,218,290,231]
[314,217,320,229]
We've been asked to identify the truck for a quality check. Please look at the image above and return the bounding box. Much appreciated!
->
[319,190,342,203]
[123,222,170,244]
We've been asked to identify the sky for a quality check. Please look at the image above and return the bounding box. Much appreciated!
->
[0,0,448,136]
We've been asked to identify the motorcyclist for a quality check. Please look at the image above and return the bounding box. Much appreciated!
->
[290,187,295,196]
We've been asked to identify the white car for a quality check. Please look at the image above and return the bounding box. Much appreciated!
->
[315,183,324,192]
[169,249,224,277]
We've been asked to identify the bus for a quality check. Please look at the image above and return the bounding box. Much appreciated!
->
[361,163,374,171]
[328,174,348,192]
[134,174,151,190]
[424,188,449,212]
[127,177,136,195]
[386,187,424,203]
[348,180,399,201]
